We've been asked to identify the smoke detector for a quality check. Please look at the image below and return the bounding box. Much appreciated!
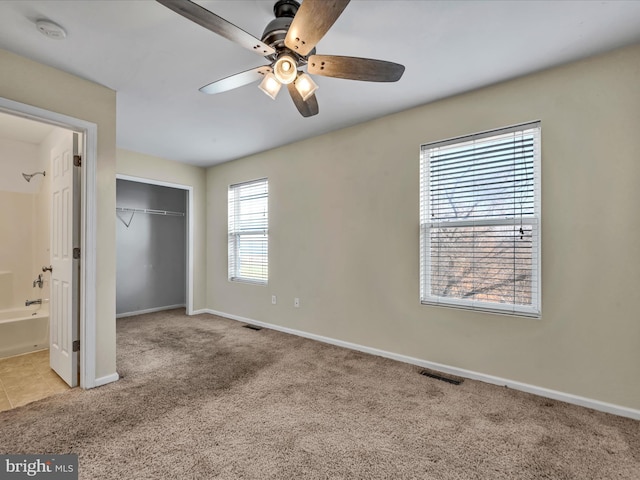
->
[36,19,67,40]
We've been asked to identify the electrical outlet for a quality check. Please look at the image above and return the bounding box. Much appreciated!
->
[294,297,300,308]
[271,295,277,305]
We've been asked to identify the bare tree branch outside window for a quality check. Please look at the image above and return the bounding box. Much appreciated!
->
[420,124,540,316]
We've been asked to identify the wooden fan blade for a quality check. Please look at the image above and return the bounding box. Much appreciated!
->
[284,0,350,56]
[308,55,405,82]
[200,66,272,95]
[287,83,319,118]
[156,0,275,57]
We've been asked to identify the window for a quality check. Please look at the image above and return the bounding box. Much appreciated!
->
[228,178,268,284]
[420,122,541,317]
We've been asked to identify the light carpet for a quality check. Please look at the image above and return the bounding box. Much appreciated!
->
[0,309,638,479]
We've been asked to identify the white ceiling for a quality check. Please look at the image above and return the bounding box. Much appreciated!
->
[1,1,639,167]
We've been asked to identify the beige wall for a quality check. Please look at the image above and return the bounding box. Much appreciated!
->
[207,44,640,410]
[0,136,39,193]
[0,136,39,309]
[116,149,207,311]
[1,48,117,379]
[0,191,36,309]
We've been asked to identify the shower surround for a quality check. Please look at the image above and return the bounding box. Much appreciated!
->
[0,130,54,359]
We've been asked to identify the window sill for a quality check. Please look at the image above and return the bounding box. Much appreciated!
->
[421,299,540,319]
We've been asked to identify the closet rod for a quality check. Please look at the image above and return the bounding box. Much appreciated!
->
[116,207,184,217]
[116,207,185,228]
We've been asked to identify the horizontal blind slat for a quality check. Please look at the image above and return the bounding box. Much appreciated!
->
[430,151,534,173]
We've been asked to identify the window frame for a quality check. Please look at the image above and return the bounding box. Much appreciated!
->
[419,122,541,318]
[228,177,269,285]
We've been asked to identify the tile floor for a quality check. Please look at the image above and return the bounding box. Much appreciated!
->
[0,349,70,412]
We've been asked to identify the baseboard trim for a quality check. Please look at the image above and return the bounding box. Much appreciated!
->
[203,309,640,420]
[94,372,119,387]
[116,304,186,319]
[190,308,211,315]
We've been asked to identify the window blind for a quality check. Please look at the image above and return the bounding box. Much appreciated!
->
[420,122,541,317]
[228,178,268,284]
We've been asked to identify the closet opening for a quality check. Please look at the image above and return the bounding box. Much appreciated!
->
[115,176,193,318]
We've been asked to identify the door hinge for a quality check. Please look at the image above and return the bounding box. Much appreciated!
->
[72,340,80,352]
[73,247,81,259]
[73,155,82,167]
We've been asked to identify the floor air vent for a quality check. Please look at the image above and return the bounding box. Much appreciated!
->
[243,324,262,331]
[420,369,463,385]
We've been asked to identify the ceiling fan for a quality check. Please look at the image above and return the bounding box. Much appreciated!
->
[156,0,405,117]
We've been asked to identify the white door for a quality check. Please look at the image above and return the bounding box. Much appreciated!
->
[49,130,80,387]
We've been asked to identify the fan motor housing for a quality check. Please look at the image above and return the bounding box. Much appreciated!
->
[273,0,299,18]
[262,0,299,49]
[261,16,291,49]
[262,0,314,60]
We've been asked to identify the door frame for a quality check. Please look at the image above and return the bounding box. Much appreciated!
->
[116,174,194,315]
[0,97,98,389]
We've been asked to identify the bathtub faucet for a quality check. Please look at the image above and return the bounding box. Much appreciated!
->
[25,299,42,306]
[33,274,44,288]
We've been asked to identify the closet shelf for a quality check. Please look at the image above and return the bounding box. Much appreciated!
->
[116,207,185,228]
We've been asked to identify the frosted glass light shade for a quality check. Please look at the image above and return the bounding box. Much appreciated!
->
[294,73,318,101]
[258,72,282,100]
[273,55,297,84]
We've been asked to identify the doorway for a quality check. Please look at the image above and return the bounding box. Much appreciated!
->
[0,113,76,409]
[115,175,194,318]
[0,97,98,391]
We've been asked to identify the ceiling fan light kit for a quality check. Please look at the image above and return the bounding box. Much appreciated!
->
[156,0,405,117]
[294,73,318,101]
[273,54,298,84]
[258,72,283,100]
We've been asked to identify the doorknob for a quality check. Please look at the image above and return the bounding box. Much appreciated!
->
[42,265,53,273]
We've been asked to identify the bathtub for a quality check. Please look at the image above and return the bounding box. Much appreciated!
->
[0,307,49,359]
